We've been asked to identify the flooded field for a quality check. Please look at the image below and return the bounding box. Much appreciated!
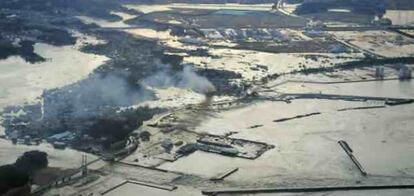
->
[231,189,414,196]
[103,182,201,196]
[0,42,108,107]
[159,98,414,186]
[0,35,108,173]
[126,3,274,14]
[276,79,414,99]
[332,30,414,58]
[125,28,176,40]
[76,11,136,28]
[0,139,103,169]
[1,1,414,195]
[185,49,363,81]
[385,10,414,25]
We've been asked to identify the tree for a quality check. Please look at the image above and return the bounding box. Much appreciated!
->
[0,164,29,194]
[14,151,48,175]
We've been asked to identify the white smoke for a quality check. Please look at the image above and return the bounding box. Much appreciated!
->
[43,72,155,119]
[43,64,215,120]
[142,65,216,94]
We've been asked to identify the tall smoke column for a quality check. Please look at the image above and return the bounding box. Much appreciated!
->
[178,66,216,94]
[178,66,216,108]
[141,64,216,108]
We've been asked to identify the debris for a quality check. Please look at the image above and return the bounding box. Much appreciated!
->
[197,143,240,157]
[210,168,239,181]
[176,143,198,156]
[174,141,184,146]
[338,140,367,176]
[223,131,239,137]
[197,134,274,159]
[161,139,174,153]
[248,125,263,129]
[337,106,386,112]
[52,142,67,150]
[273,112,321,122]
[139,131,151,142]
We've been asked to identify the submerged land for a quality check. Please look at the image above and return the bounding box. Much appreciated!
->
[1,0,414,195]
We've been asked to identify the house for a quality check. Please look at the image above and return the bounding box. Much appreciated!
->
[375,66,385,79]
[399,65,412,80]
[47,131,75,142]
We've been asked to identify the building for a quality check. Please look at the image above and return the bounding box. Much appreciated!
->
[375,66,385,79]
[399,65,412,80]
[47,131,75,142]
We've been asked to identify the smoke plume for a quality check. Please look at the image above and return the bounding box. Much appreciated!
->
[43,72,155,119]
[141,65,216,94]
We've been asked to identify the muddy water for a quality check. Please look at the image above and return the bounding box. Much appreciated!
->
[385,10,414,25]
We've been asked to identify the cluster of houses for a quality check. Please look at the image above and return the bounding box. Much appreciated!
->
[200,28,290,41]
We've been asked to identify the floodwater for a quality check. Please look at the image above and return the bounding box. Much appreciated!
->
[126,3,273,14]
[103,183,202,196]
[0,37,108,169]
[76,13,178,41]
[223,189,414,196]
[276,80,414,99]
[0,43,108,107]
[160,98,414,186]
[124,28,175,40]
[76,11,136,28]
[332,30,414,58]
[385,10,414,25]
[0,139,103,169]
